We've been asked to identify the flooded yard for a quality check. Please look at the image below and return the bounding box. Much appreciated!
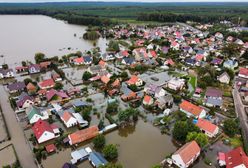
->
[41,119,177,168]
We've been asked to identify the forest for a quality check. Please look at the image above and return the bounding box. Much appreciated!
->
[0,2,248,26]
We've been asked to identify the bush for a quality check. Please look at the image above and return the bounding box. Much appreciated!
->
[102,144,118,161]
[93,134,106,149]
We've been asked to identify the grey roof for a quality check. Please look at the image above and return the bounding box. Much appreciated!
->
[206,97,223,107]
[205,87,223,98]
[83,56,92,63]
[0,68,13,75]
[72,100,89,107]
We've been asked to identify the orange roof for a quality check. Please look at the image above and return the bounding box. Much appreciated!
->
[69,126,99,145]
[174,141,201,164]
[101,75,110,84]
[74,57,84,63]
[143,95,152,103]
[127,75,139,85]
[196,119,218,134]
[99,60,106,67]
[112,79,120,87]
[26,82,36,91]
[179,100,203,117]
[62,111,73,123]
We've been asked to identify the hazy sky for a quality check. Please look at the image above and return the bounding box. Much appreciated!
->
[1,0,248,2]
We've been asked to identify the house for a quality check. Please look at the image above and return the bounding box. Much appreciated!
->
[60,111,88,128]
[52,72,62,82]
[15,66,28,73]
[205,87,223,108]
[218,147,248,168]
[68,126,99,145]
[217,72,230,84]
[143,95,153,106]
[193,88,202,98]
[164,59,175,66]
[26,82,37,94]
[83,56,93,65]
[179,100,206,118]
[7,81,26,93]
[223,59,238,70]
[26,106,49,124]
[73,57,84,65]
[121,57,135,65]
[101,75,110,85]
[32,119,60,143]
[185,58,196,66]
[195,118,219,137]
[101,53,115,61]
[16,92,34,109]
[28,64,41,74]
[121,84,137,101]
[126,75,143,87]
[89,152,108,168]
[45,144,56,153]
[67,87,81,97]
[239,67,248,79]
[46,89,69,102]
[38,78,55,90]
[0,68,14,79]
[167,78,185,91]
[215,32,224,39]
[60,111,78,128]
[155,94,173,110]
[172,141,201,168]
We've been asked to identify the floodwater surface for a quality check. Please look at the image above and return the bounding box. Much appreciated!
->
[0,15,108,65]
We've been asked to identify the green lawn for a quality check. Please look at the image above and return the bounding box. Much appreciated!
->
[227,136,243,148]
[188,76,197,90]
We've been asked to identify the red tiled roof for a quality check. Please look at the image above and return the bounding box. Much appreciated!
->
[45,144,56,153]
[101,75,110,84]
[32,119,54,140]
[174,141,201,165]
[39,79,55,88]
[74,57,84,64]
[26,83,36,91]
[196,119,218,134]
[127,75,139,85]
[68,126,99,145]
[225,147,248,168]
[180,100,203,117]
[143,95,152,103]
[239,67,248,76]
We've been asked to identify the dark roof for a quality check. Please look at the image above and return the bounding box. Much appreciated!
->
[83,56,92,62]
[7,82,26,91]
[16,92,33,107]
[123,57,135,65]
[62,163,77,168]
[0,68,13,75]
[205,87,223,97]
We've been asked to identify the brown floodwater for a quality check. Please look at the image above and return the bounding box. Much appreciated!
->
[0,15,108,65]
[42,119,177,168]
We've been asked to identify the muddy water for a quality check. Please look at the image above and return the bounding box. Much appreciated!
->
[0,15,108,65]
[42,119,176,168]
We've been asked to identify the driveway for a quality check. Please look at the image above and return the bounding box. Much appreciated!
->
[0,86,37,168]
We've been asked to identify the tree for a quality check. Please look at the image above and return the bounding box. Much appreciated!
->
[223,119,239,137]
[118,108,139,123]
[186,132,208,147]
[151,165,162,168]
[222,43,240,59]
[172,120,200,142]
[35,52,45,63]
[98,120,105,130]
[54,82,63,90]
[83,31,100,40]
[82,71,92,81]
[21,61,27,67]
[99,163,123,168]
[93,134,106,149]
[24,78,33,85]
[102,144,118,161]
[106,102,119,114]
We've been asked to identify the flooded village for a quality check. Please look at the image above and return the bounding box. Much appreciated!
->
[0,15,248,168]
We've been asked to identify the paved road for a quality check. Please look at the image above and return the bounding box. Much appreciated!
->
[232,84,248,146]
[0,86,37,168]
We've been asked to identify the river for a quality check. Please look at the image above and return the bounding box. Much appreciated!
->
[0,15,108,65]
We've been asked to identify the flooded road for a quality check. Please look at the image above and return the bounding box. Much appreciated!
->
[0,86,37,168]
[0,15,108,65]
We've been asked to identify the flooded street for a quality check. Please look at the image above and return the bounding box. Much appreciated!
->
[0,15,108,65]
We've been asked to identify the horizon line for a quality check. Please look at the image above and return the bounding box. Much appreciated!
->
[1,1,248,3]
